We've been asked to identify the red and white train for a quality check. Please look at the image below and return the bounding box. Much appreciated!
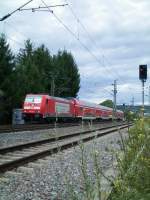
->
[22,94,124,122]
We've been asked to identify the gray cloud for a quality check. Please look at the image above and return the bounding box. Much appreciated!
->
[0,0,150,105]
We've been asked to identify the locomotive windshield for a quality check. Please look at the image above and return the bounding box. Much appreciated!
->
[25,96,42,103]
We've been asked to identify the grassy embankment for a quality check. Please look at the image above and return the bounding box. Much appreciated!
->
[66,118,150,200]
[110,118,150,200]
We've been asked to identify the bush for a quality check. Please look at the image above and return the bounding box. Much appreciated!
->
[110,118,150,200]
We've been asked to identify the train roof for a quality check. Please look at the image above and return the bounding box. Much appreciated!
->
[73,98,123,113]
[26,94,71,103]
[73,98,111,110]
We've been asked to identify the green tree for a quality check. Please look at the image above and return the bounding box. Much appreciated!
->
[15,40,44,105]
[33,44,54,93]
[53,50,80,97]
[0,34,15,123]
[0,37,81,124]
[100,99,113,108]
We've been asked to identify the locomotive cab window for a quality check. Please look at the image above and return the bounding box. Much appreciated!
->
[25,96,34,103]
[25,96,42,103]
[34,96,42,103]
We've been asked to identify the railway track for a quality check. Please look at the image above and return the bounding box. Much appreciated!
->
[0,122,130,174]
[0,122,80,133]
[0,121,121,134]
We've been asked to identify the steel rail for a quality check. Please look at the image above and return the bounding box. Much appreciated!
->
[0,122,127,154]
[0,123,131,173]
[0,122,80,133]
[0,121,119,134]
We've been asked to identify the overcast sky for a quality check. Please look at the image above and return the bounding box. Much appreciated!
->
[0,0,150,105]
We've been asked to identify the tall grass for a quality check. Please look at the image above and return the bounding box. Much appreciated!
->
[110,118,150,200]
[66,118,150,200]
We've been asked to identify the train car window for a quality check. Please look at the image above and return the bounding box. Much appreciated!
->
[46,99,48,104]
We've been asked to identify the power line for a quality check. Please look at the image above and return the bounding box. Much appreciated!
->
[64,0,95,44]
[0,0,33,21]
[40,0,119,82]
[65,0,120,80]
[64,0,140,92]
[19,4,68,12]
[40,1,122,98]
[2,4,114,97]
[1,0,133,98]
[0,1,141,102]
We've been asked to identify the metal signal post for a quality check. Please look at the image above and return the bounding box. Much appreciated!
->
[139,65,147,116]
[142,80,145,109]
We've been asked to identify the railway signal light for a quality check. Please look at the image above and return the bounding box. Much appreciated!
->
[139,64,148,117]
[139,65,147,80]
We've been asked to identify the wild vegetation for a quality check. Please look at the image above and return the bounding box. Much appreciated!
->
[65,118,150,200]
[110,118,150,200]
[0,34,80,123]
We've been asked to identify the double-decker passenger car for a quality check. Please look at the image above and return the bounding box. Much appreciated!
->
[23,94,124,122]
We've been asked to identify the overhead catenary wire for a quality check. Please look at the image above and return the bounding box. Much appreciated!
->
[0,1,133,98]
[40,0,118,84]
[64,0,120,80]
[0,0,33,21]
[1,4,110,98]
[68,3,123,82]
[65,1,142,104]
[1,1,143,102]
[64,0,139,92]
[39,0,127,99]
[19,3,68,12]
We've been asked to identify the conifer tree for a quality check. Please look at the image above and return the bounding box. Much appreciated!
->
[0,34,14,91]
[0,34,15,123]
[0,37,81,123]
[16,40,44,101]
[33,44,54,93]
[53,50,80,97]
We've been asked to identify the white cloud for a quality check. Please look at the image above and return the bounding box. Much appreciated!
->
[0,0,150,105]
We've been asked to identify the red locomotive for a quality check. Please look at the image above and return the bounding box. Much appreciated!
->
[23,94,124,122]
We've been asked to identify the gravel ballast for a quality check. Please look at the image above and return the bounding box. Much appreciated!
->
[0,128,128,200]
[0,125,86,148]
[0,122,117,148]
